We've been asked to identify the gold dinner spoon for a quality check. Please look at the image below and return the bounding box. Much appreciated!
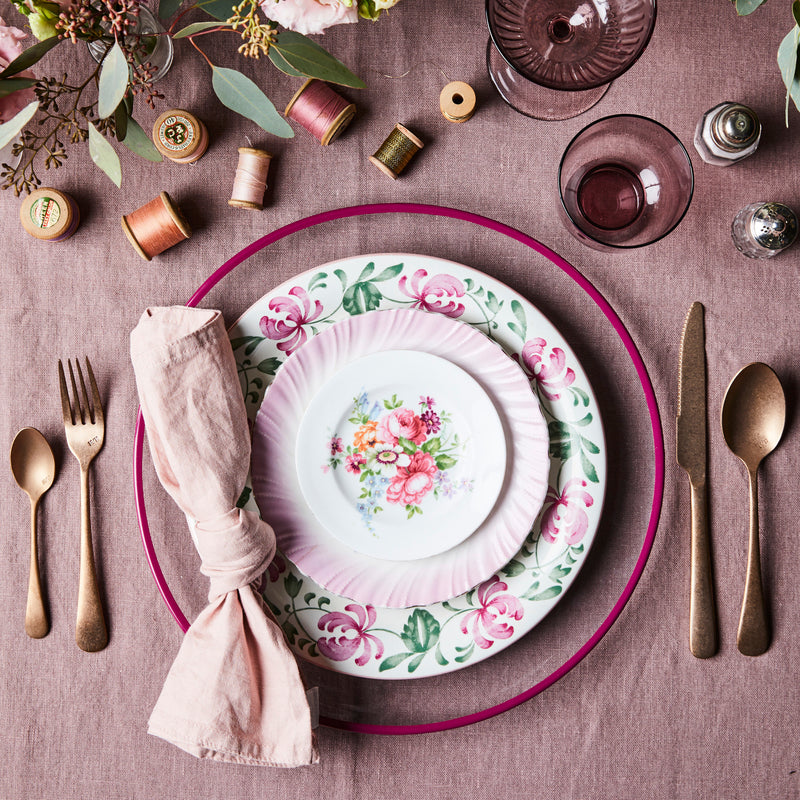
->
[721,363,786,656]
[10,427,55,639]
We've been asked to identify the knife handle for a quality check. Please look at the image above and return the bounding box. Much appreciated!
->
[689,481,717,658]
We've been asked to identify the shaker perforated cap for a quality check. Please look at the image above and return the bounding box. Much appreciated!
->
[749,202,798,250]
[712,104,760,151]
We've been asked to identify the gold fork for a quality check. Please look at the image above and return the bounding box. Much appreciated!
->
[58,358,108,652]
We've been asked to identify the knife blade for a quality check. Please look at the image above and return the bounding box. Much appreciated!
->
[676,301,717,658]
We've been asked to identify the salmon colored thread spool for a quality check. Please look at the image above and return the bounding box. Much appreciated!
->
[152,109,209,164]
[121,192,191,261]
[439,81,476,122]
[368,123,424,179]
[229,147,273,210]
[285,78,356,145]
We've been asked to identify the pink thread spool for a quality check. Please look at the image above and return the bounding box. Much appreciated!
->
[284,79,356,145]
[121,192,191,261]
[228,147,273,210]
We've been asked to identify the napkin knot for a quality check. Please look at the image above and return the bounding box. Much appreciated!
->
[195,508,276,600]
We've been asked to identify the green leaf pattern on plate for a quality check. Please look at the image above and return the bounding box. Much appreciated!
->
[229,257,604,678]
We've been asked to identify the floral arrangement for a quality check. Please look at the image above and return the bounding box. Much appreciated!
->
[731,0,800,123]
[324,391,472,530]
[0,0,399,193]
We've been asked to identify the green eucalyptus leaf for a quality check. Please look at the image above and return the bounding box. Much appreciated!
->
[268,47,306,78]
[777,25,800,123]
[0,100,38,150]
[158,0,184,21]
[0,36,61,79]
[121,116,163,162]
[113,99,128,141]
[173,20,229,37]
[88,122,122,187]
[211,65,294,137]
[734,0,767,14]
[0,77,38,98]
[196,0,238,20]
[98,42,130,119]
[271,31,366,88]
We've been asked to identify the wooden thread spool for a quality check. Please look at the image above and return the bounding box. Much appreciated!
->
[285,78,356,145]
[19,187,80,242]
[121,192,191,261]
[368,123,425,179]
[440,81,476,123]
[229,147,273,210]
[152,109,209,164]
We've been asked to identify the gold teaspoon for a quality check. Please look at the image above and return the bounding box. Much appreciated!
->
[721,363,786,656]
[10,427,56,639]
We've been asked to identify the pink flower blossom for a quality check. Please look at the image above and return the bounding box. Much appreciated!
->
[259,0,358,34]
[386,451,437,506]
[376,407,427,446]
[345,452,366,474]
[540,478,594,545]
[460,576,524,649]
[521,337,576,401]
[398,269,466,318]
[259,286,323,355]
[328,435,343,455]
[0,17,36,124]
[317,603,384,667]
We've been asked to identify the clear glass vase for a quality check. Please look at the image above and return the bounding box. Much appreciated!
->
[87,5,173,82]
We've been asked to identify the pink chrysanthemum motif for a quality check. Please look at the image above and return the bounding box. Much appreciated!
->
[259,286,323,355]
[460,576,524,649]
[520,337,576,400]
[317,604,385,667]
[540,478,594,545]
[398,269,466,318]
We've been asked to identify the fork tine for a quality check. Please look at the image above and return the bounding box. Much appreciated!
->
[84,358,103,425]
[74,358,94,425]
[67,359,84,424]
[58,359,74,425]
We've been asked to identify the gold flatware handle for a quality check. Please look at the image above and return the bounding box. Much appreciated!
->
[737,467,769,656]
[689,481,717,658]
[76,465,107,652]
[25,497,49,639]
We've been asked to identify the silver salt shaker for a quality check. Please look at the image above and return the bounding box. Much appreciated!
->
[731,202,798,258]
[694,102,761,166]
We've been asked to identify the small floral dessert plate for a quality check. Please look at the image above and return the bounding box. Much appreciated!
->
[231,253,606,680]
[295,349,508,561]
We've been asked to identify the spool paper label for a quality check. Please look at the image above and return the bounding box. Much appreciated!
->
[158,115,195,151]
[30,197,61,229]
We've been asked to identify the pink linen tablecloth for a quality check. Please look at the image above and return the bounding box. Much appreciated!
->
[2,0,799,797]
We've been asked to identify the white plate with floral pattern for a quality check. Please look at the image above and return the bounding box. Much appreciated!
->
[252,308,548,606]
[232,253,606,679]
[294,349,508,561]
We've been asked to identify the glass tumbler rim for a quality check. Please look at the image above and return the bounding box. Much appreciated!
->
[557,113,695,250]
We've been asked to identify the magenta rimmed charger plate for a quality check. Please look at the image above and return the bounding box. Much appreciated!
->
[133,203,664,735]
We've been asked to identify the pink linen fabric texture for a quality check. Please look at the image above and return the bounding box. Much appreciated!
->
[130,305,318,767]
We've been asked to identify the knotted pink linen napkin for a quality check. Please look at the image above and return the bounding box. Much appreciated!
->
[130,306,318,767]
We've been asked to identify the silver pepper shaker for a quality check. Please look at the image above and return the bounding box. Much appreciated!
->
[694,102,761,166]
[731,202,798,258]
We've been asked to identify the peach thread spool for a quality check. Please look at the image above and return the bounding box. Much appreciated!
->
[229,147,273,210]
[121,192,191,261]
[152,109,209,164]
[439,81,476,123]
[368,123,425,179]
[19,187,80,242]
[285,78,356,145]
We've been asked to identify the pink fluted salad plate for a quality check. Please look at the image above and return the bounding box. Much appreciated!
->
[227,253,606,679]
[252,308,543,606]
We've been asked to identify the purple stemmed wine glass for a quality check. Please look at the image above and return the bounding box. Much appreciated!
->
[486,0,656,120]
[558,114,694,250]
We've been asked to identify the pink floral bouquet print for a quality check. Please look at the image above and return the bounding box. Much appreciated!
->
[325,391,472,530]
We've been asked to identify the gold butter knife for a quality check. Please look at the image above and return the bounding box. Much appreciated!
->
[676,302,718,658]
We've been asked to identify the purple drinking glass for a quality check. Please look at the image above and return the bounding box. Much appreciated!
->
[558,115,694,250]
[486,0,656,120]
